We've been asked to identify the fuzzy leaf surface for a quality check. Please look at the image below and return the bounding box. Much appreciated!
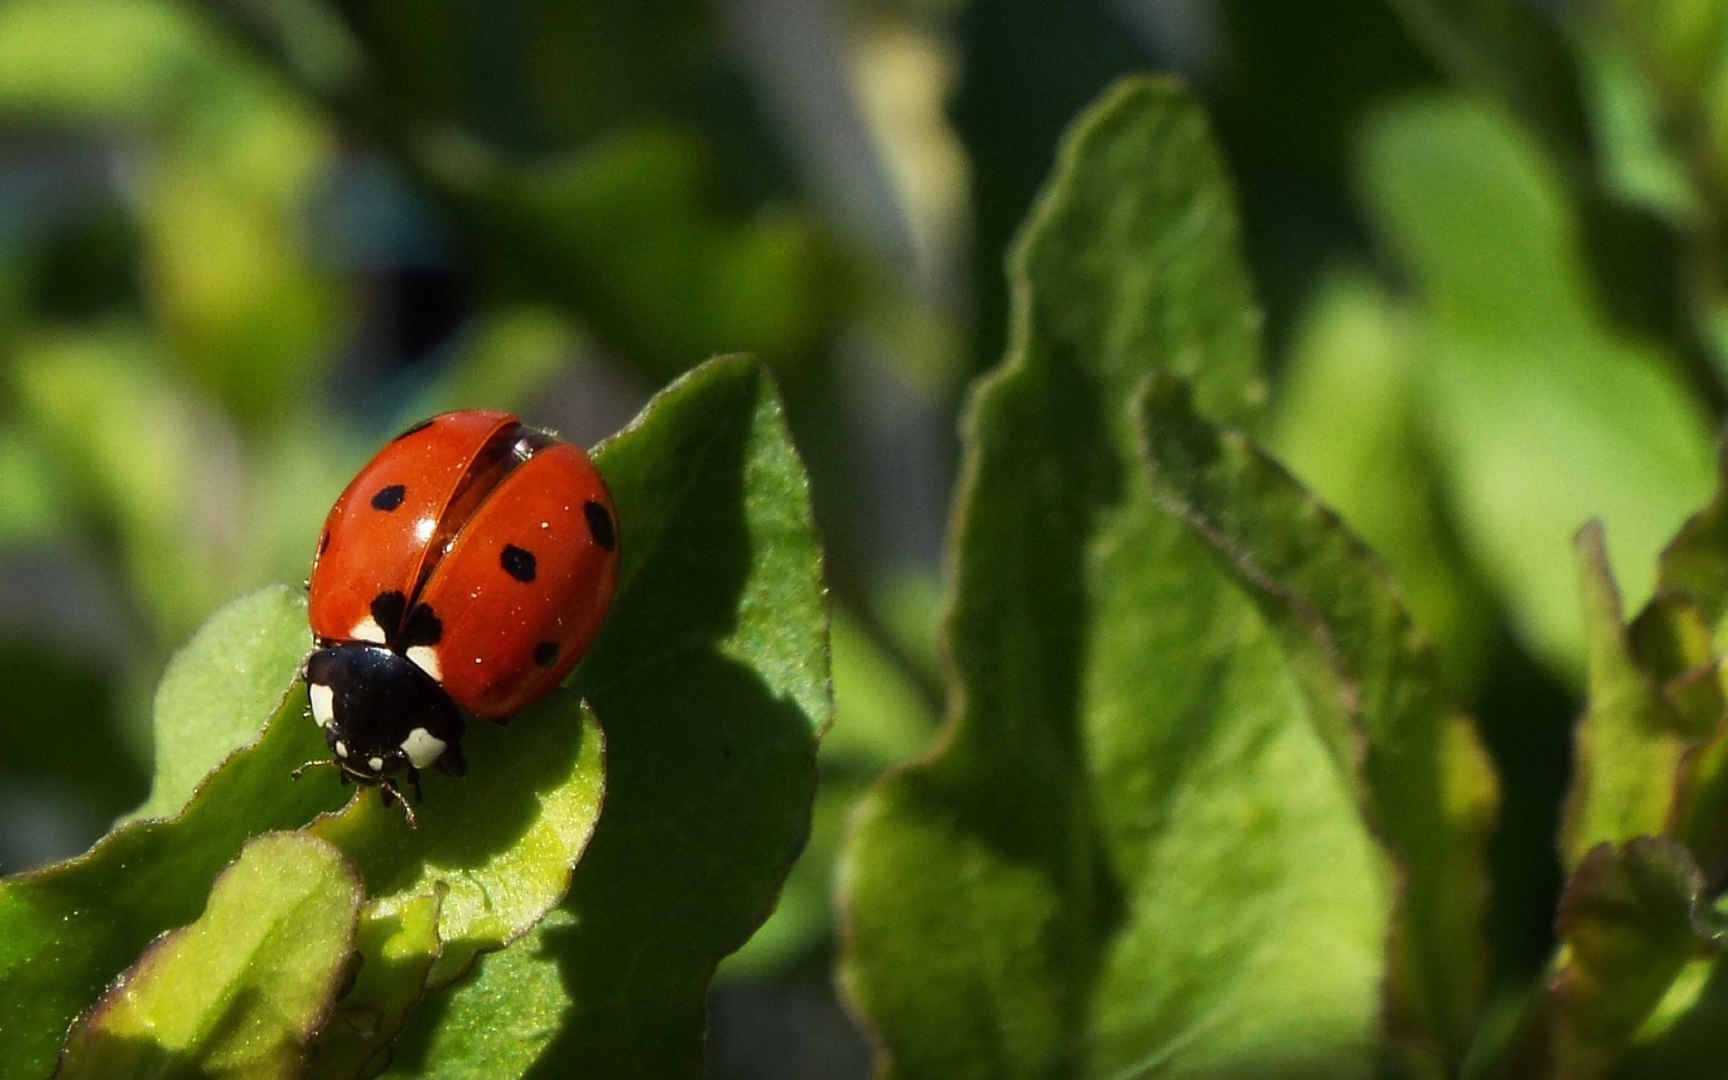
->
[383,355,829,1078]
[838,76,1449,1079]
[56,831,363,1079]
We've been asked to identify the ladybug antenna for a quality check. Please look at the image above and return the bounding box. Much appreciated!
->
[290,758,340,781]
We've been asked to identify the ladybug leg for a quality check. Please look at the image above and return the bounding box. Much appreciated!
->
[406,767,424,805]
[376,779,419,828]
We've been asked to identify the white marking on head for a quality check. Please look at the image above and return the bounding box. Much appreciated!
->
[368,756,385,772]
[406,645,442,683]
[349,614,387,644]
[309,683,335,728]
[334,740,348,758]
[400,727,448,769]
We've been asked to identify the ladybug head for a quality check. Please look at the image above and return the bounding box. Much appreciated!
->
[302,645,467,789]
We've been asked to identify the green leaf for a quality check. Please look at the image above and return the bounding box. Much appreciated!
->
[1137,372,1498,1062]
[126,585,313,822]
[388,355,828,1078]
[56,831,363,1079]
[1647,446,1728,881]
[1270,271,1497,689]
[1653,442,1728,642]
[0,0,220,126]
[1615,945,1728,1077]
[378,911,579,1080]
[0,604,340,1080]
[0,0,337,432]
[1559,523,1701,869]
[310,889,445,1079]
[308,695,605,990]
[841,77,1422,1079]
[391,307,583,426]
[4,353,820,1077]
[0,424,61,545]
[1576,38,1701,225]
[474,127,843,379]
[722,608,938,979]
[1355,96,1716,671]
[143,137,337,432]
[1502,838,1712,1078]
[1381,0,1583,142]
[1,590,606,1077]
[10,331,252,643]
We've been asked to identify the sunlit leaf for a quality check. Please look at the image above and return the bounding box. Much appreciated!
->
[1356,96,1715,671]
[56,831,363,1079]
[839,76,1421,1079]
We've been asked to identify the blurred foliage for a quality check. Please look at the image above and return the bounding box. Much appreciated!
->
[9,0,1728,1075]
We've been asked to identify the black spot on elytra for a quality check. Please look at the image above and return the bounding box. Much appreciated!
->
[583,500,616,551]
[370,591,407,635]
[533,641,559,668]
[402,602,443,647]
[501,544,537,582]
[391,418,434,442]
[371,484,407,511]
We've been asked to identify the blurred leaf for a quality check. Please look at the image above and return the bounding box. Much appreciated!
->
[0,638,138,867]
[1569,2,1728,386]
[475,127,842,379]
[0,0,338,428]
[823,607,939,771]
[10,331,248,642]
[56,831,362,1079]
[1500,838,1713,1078]
[1573,0,1728,222]
[125,585,312,822]
[1614,949,1728,1077]
[143,138,337,431]
[1382,0,1585,146]
[1356,96,1716,671]
[0,426,64,545]
[379,355,828,1078]
[841,78,1414,1080]
[1637,444,1728,886]
[1559,523,1702,869]
[1654,442,1728,642]
[1138,373,1497,1065]
[396,307,583,423]
[329,0,714,154]
[1576,40,1701,225]
[0,0,223,127]
[1271,270,1495,689]
[724,609,937,979]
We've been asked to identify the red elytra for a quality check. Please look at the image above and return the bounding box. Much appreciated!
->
[308,409,620,717]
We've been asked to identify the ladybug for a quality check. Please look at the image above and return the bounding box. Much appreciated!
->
[295,409,620,824]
